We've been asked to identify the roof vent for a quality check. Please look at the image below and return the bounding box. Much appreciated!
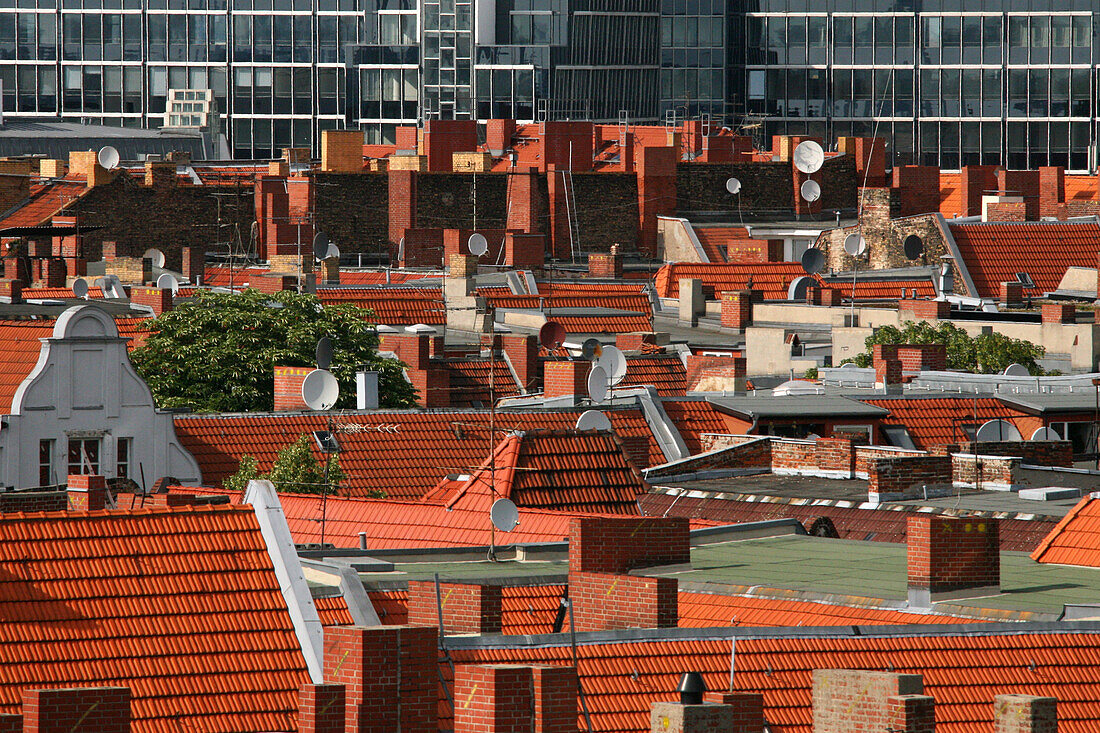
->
[676,672,706,705]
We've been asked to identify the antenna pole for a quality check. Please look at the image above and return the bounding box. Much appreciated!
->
[488,337,497,561]
[320,415,332,547]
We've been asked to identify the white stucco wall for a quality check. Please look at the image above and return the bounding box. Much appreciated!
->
[0,305,201,489]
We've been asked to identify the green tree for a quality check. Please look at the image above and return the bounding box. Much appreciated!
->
[130,288,416,412]
[843,321,1046,375]
[223,434,345,495]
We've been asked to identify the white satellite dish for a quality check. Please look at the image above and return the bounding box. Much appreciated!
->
[800,180,821,202]
[974,419,1022,442]
[773,380,825,397]
[596,345,628,386]
[725,177,741,195]
[97,145,120,170]
[71,278,89,299]
[793,140,825,173]
[1003,363,1030,377]
[587,365,609,404]
[1031,426,1062,441]
[576,409,613,432]
[843,233,867,256]
[325,243,341,260]
[156,273,179,293]
[301,368,340,411]
[143,248,166,268]
[468,233,488,257]
[490,497,519,532]
[313,232,330,260]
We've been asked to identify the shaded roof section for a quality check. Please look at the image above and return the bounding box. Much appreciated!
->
[174,409,664,498]
[445,624,1100,733]
[659,400,739,455]
[445,358,522,407]
[692,225,753,263]
[948,221,1100,298]
[0,505,310,733]
[1031,493,1100,568]
[422,429,648,515]
[316,286,447,326]
[710,395,889,420]
[653,262,810,300]
[863,396,1036,450]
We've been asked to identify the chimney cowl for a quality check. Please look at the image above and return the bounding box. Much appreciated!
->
[676,672,706,705]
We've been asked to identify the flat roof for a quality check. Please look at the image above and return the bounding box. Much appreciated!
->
[707,395,889,419]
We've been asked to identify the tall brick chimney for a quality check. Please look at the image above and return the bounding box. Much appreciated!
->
[67,474,108,510]
[543,360,591,404]
[907,515,999,606]
[993,695,1057,733]
[454,665,577,733]
[406,581,503,634]
[274,366,312,411]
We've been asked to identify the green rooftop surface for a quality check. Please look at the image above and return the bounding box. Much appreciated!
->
[647,535,1100,617]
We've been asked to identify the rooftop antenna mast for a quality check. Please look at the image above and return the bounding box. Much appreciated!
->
[304,336,341,547]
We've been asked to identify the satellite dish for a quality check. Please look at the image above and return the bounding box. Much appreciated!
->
[974,419,1022,443]
[787,275,815,301]
[800,180,821,202]
[156,273,179,293]
[597,345,628,386]
[1003,363,1030,377]
[839,361,860,370]
[143,248,165,268]
[301,368,340,411]
[587,365,609,404]
[539,321,566,350]
[843,233,867,256]
[312,232,330,260]
[468,233,488,257]
[903,234,924,260]
[801,248,826,275]
[793,140,825,173]
[725,177,741,195]
[72,278,89,298]
[97,145,120,170]
[490,497,519,532]
[575,409,613,431]
[1031,426,1062,441]
[581,338,603,361]
[316,336,333,370]
[325,243,341,260]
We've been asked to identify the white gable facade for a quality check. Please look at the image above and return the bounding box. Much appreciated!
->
[0,305,201,489]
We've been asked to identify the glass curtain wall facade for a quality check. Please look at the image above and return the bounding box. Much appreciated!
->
[0,0,1095,166]
[739,0,1098,171]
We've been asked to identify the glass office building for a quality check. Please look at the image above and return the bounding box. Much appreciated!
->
[0,0,1095,167]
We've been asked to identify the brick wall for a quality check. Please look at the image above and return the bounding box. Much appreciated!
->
[965,440,1073,468]
[986,200,1028,222]
[1041,303,1076,324]
[702,692,764,733]
[130,286,173,316]
[868,455,952,503]
[299,684,345,733]
[907,515,1000,596]
[22,687,130,733]
[274,366,311,411]
[569,571,677,631]
[502,334,540,393]
[67,474,107,510]
[0,490,66,511]
[321,130,365,173]
[720,290,752,329]
[853,446,926,478]
[899,299,950,321]
[811,669,928,733]
[952,453,1019,489]
[568,516,689,574]
[896,344,947,373]
[873,344,903,387]
[314,173,390,256]
[649,701,740,733]
[389,169,418,255]
[416,173,508,231]
[454,665,577,733]
[406,580,503,634]
[637,147,678,258]
[506,168,544,235]
[543,361,591,402]
[323,625,437,733]
[993,694,1057,733]
[892,165,942,216]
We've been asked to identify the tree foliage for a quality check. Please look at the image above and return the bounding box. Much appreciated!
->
[224,434,345,496]
[843,321,1047,375]
[130,288,416,412]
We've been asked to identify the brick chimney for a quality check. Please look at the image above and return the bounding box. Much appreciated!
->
[68,150,113,188]
[720,290,753,329]
[131,286,173,316]
[274,366,312,411]
[589,245,624,279]
[872,344,902,389]
[67,474,108,510]
[543,360,591,404]
[407,581,502,634]
[1041,303,1076,324]
[299,684,345,733]
[993,695,1057,733]
[321,129,365,173]
[652,690,767,733]
[812,670,933,733]
[181,246,205,284]
[907,515,999,606]
[454,665,577,733]
[0,279,22,303]
[502,334,540,393]
[144,160,177,188]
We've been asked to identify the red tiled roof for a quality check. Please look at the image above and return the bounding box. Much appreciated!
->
[949,221,1100,298]
[314,593,355,626]
[825,278,937,301]
[939,172,963,217]
[446,628,1100,733]
[422,430,647,515]
[1031,493,1100,567]
[863,397,1038,450]
[367,585,566,634]
[0,320,54,413]
[660,400,738,455]
[677,591,967,628]
[200,266,270,287]
[692,226,754,263]
[445,358,521,407]
[175,409,664,498]
[617,354,688,396]
[479,288,653,334]
[654,262,810,300]
[0,505,310,733]
[0,179,89,228]
[316,287,447,325]
[22,287,107,299]
[369,589,409,624]
[551,313,654,334]
[638,493,1057,553]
